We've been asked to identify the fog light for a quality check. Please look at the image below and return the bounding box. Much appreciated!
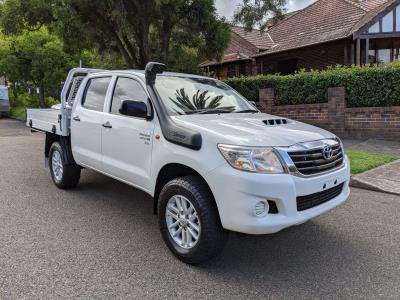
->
[254,201,269,217]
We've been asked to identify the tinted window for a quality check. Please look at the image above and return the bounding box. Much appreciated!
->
[82,77,111,111]
[111,77,147,115]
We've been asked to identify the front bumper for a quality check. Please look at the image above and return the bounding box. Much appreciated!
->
[206,156,351,235]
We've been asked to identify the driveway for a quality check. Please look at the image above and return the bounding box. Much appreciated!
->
[1,118,400,299]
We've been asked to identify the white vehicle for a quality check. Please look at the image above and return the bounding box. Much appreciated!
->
[27,63,350,264]
[0,85,10,115]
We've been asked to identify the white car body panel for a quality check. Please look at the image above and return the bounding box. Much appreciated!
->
[27,68,351,235]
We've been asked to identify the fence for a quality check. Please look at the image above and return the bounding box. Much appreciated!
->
[259,87,400,140]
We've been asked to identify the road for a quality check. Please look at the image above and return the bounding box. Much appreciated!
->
[1,118,400,299]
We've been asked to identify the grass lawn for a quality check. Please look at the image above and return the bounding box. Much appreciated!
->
[346,149,398,175]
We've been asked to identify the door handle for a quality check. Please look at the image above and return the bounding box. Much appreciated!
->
[73,115,80,122]
[102,121,112,129]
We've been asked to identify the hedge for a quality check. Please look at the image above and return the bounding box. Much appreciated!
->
[224,62,400,107]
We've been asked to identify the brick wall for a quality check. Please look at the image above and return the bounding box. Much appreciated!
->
[259,87,400,140]
[256,39,349,74]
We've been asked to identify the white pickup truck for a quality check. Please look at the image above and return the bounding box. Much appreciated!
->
[27,63,350,264]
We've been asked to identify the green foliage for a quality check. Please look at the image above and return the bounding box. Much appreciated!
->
[18,93,39,108]
[234,0,286,31]
[224,63,400,107]
[46,96,60,107]
[0,0,231,71]
[9,106,27,121]
[13,92,59,108]
[0,28,92,107]
[346,149,398,175]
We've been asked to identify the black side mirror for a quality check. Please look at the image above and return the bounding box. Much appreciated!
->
[119,100,150,119]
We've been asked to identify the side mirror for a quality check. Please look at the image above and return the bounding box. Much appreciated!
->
[119,100,150,119]
[249,101,257,108]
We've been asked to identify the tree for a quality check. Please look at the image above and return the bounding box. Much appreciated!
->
[0,0,231,71]
[234,0,287,31]
[0,29,89,107]
[0,35,24,105]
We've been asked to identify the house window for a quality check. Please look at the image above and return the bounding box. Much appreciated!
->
[377,49,392,64]
[277,59,298,75]
[397,5,400,31]
[227,64,237,77]
[382,11,394,32]
[368,50,377,64]
[369,21,380,33]
[238,63,245,76]
[394,48,400,61]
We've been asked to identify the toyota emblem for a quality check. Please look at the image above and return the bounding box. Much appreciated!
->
[322,145,334,160]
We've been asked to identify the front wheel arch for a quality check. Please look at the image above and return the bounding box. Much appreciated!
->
[153,163,217,215]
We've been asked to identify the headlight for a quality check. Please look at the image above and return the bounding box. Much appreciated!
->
[218,144,286,174]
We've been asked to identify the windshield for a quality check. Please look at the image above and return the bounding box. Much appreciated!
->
[155,76,257,115]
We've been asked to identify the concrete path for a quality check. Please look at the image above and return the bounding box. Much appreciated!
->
[343,138,400,196]
[351,160,400,196]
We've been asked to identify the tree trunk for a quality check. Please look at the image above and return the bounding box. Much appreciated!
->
[136,25,150,69]
[11,83,18,107]
[39,83,46,108]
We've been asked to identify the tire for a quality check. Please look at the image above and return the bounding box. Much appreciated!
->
[158,176,228,265]
[49,142,81,189]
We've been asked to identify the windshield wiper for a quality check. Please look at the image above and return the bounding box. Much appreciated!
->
[196,109,234,115]
[235,109,259,113]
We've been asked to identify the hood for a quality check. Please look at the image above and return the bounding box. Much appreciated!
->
[172,113,336,147]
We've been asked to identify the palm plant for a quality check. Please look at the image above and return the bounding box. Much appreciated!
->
[169,89,235,114]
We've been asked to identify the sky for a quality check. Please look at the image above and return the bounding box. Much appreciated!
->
[215,0,317,21]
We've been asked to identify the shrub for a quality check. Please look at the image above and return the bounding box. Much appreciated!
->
[46,96,60,107]
[18,93,40,108]
[224,62,400,107]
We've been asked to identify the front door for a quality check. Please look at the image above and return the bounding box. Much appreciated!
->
[71,76,112,170]
[101,76,155,191]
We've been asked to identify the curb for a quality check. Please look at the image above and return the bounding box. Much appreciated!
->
[350,177,400,197]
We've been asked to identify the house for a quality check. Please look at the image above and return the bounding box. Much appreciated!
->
[201,0,400,78]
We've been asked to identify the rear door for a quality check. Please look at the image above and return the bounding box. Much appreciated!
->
[71,76,112,170]
[101,76,156,190]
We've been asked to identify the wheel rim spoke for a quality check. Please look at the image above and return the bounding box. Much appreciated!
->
[167,210,179,220]
[51,150,63,182]
[165,195,201,249]
[173,226,183,237]
[188,220,199,232]
[187,227,198,240]
[168,220,179,229]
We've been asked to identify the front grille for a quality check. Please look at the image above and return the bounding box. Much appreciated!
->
[288,143,344,176]
[297,183,344,211]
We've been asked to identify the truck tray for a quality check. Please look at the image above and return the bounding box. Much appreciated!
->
[27,107,68,136]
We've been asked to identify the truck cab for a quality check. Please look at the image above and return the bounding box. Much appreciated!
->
[27,64,350,264]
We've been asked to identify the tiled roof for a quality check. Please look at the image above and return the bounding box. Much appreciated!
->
[231,26,274,50]
[199,52,251,67]
[352,0,399,33]
[202,0,396,66]
[359,0,390,10]
[263,0,367,55]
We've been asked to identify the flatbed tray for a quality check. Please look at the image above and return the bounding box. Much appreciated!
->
[26,107,68,136]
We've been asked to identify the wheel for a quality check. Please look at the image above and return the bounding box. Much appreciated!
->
[158,176,228,265]
[49,142,81,189]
